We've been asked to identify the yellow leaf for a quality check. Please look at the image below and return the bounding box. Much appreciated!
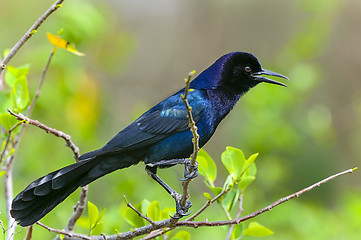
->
[46,32,85,56]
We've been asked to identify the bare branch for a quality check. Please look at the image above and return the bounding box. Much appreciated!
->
[7,109,80,160]
[36,222,90,240]
[27,47,56,117]
[126,201,156,227]
[0,0,64,75]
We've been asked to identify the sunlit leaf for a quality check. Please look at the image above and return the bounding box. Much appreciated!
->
[198,149,217,184]
[121,202,145,228]
[147,201,161,221]
[11,76,29,111]
[0,113,18,130]
[243,222,273,237]
[5,64,30,87]
[88,201,99,229]
[231,223,244,240]
[170,230,191,240]
[204,192,212,201]
[0,171,6,178]
[222,187,239,212]
[47,32,85,56]
[221,147,246,181]
[237,153,258,181]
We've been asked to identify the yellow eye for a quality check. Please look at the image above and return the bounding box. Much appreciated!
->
[245,66,251,72]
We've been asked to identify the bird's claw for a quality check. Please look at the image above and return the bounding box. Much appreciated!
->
[178,160,198,181]
[171,192,192,218]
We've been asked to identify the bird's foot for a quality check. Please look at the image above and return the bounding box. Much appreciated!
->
[170,192,192,218]
[178,160,198,181]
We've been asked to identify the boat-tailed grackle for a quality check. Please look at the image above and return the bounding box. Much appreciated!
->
[11,52,288,227]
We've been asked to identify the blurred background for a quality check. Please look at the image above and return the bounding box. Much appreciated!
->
[1,0,361,239]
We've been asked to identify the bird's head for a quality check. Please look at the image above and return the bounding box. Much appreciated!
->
[219,52,288,93]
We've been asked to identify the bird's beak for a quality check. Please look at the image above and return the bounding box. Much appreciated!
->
[253,69,289,87]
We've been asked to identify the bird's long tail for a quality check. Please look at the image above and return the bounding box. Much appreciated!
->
[11,154,134,227]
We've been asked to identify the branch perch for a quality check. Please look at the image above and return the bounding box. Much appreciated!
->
[7,109,80,160]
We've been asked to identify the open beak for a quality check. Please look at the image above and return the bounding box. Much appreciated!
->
[253,69,289,87]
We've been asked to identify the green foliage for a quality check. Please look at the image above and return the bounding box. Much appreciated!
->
[170,230,191,240]
[77,201,106,235]
[243,222,274,237]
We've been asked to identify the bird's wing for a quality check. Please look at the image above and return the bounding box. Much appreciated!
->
[89,90,205,156]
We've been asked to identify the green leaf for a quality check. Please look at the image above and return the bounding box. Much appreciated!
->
[88,201,99,229]
[0,113,18,130]
[197,149,217,184]
[170,230,191,240]
[238,175,256,191]
[231,223,244,240]
[204,192,212,201]
[0,170,6,178]
[221,147,246,181]
[147,201,161,221]
[121,202,145,228]
[243,222,274,237]
[222,187,239,212]
[11,76,30,111]
[238,153,258,180]
[5,64,30,87]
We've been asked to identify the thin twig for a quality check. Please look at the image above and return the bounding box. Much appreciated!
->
[0,121,23,164]
[226,193,243,240]
[179,70,198,210]
[7,109,80,160]
[36,222,90,240]
[186,187,230,221]
[0,0,64,75]
[127,202,156,227]
[27,47,56,117]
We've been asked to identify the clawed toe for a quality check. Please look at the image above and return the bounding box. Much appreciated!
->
[171,192,192,218]
[178,160,198,181]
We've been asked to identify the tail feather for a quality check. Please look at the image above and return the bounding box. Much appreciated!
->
[11,158,100,227]
[11,154,137,227]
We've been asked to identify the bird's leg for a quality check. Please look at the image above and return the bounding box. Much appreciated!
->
[145,165,192,217]
[145,158,198,181]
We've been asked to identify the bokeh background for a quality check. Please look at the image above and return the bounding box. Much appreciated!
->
[1,0,361,239]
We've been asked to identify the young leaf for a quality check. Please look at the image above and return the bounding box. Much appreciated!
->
[11,76,29,111]
[197,149,217,184]
[243,221,274,237]
[121,202,145,228]
[170,230,191,240]
[222,187,239,212]
[0,170,6,178]
[0,113,18,130]
[231,223,244,240]
[87,201,99,230]
[221,147,246,181]
[5,64,30,87]
[147,201,161,221]
[204,192,212,201]
[237,153,258,181]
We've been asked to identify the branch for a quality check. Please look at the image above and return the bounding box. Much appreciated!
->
[179,70,198,210]
[27,47,56,117]
[175,167,357,228]
[7,109,80,160]
[125,199,156,227]
[36,222,90,240]
[0,0,64,75]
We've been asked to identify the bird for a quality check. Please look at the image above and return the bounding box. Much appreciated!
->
[11,51,288,227]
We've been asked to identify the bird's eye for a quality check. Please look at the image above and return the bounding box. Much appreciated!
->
[244,66,251,73]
